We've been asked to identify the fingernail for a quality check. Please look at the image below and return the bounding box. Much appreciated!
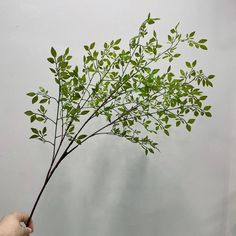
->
[26,227,32,233]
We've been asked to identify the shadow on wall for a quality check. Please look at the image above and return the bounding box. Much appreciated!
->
[226,191,236,236]
[71,139,204,236]
[106,155,203,236]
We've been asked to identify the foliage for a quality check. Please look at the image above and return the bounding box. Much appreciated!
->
[25,14,214,157]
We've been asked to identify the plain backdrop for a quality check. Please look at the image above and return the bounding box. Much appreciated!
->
[0,0,235,235]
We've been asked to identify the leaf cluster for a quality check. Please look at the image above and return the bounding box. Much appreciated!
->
[25,14,214,156]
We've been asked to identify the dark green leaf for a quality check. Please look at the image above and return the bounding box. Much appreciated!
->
[189,31,195,37]
[31,128,38,134]
[80,110,89,115]
[49,68,56,73]
[199,39,207,43]
[200,95,207,100]
[186,124,191,132]
[77,134,87,140]
[65,47,70,55]
[42,127,47,134]
[30,115,36,123]
[32,96,38,104]
[164,129,169,136]
[188,119,195,124]
[39,99,48,104]
[27,92,36,97]
[176,121,181,127]
[90,42,95,50]
[200,45,208,50]
[185,61,191,68]
[47,57,54,64]
[36,117,44,122]
[51,47,57,57]
[84,45,89,51]
[115,39,121,45]
[25,110,33,116]
[205,112,212,117]
[204,106,211,111]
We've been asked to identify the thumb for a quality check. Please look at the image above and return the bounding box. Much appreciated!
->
[23,227,33,234]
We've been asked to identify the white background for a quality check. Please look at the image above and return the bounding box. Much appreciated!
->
[0,0,235,235]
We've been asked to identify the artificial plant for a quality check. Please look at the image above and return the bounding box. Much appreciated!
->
[24,14,214,226]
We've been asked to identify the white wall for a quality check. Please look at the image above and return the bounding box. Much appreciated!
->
[0,0,235,235]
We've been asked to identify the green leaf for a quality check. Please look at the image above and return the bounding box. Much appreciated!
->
[188,119,195,124]
[51,47,57,57]
[84,45,89,51]
[200,95,207,100]
[186,124,191,132]
[39,105,45,113]
[164,129,169,136]
[47,57,54,64]
[42,127,47,134]
[200,44,208,50]
[49,68,56,73]
[65,47,70,55]
[208,75,215,79]
[39,98,48,104]
[185,61,191,68]
[25,110,33,116]
[174,53,181,58]
[90,42,95,50]
[204,106,211,111]
[192,60,197,67]
[176,121,181,127]
[189,31,195,37]
[80,110,89,115]
[115,38,121,45]
[199,39,207,44]
[36,117,44,122]
[77,134,87,140]
[31,128,38,134]
[30,115,36,123]
[57,55,63,63]
[32,96,38,104]
[205,112,212,117]
[113,46,120,50]
[148,148,154,154]
[27,92,36,97]
[30,134,38,139]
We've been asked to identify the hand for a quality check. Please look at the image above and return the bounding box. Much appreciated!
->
[0,212,34,236]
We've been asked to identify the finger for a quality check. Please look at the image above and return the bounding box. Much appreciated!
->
[27,219,34,232]
[20,226,32,236]
[13,212,30,224]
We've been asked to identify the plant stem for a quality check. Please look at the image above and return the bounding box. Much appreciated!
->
[26,151,67,227]
[26,170,52,226]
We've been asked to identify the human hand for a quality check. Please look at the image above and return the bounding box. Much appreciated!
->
[0,212,33,236]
